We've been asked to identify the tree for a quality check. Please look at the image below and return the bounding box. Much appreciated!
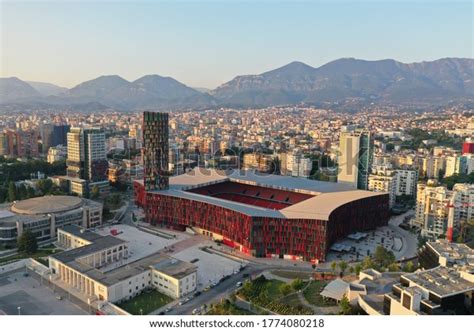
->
[403,261,415,272]
[90,185,100,199]
[36,178,53,194]
[26,186,36,198]
[388,263,400,272]
[338,261,348,276]
[279,283,292,296]
[362,256,375,270]
[339,295,352,315]
[17,230,38,254]
[291,278,304,291]
[355,264,362,275]
[17,184,27,200]
[417,235,428,249]
[349,266,354,274]
[373,246,396,269]
[7,181,16,202]
[108,193,122,208]
[331,261,338,273]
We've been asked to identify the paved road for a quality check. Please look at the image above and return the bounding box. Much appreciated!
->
[388,210,418,260]
[166,264,265,315]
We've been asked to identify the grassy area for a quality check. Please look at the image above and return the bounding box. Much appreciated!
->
[0,247,62,265]
[303,280,337,307]
[284,292,305,307]
[238,275,312,315]
[207,300,255,315]
[118,290,173,315]
[265,279,286,299]
[270,270,313,280]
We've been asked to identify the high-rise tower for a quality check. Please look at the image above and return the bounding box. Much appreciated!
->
[338,127,372,190]
[143,112,169,190]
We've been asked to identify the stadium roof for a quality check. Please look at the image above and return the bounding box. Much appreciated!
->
[147,168,387,220]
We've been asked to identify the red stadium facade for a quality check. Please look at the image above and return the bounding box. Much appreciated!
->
[134,169,390,263]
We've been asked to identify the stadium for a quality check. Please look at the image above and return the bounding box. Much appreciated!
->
[134,168,390,263]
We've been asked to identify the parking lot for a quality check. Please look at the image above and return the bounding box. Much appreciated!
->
[326,226,400,263]
[0,270,87,315]
[173,246,244,290]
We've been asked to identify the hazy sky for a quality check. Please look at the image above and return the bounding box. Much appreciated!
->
[1,1,472,89]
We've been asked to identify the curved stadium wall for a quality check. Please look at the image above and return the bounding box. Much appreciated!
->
[135,182,389,263]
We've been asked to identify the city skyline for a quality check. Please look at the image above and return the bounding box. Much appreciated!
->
[1,1,472,88]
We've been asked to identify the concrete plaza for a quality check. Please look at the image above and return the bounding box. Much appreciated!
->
[0,269,87,315]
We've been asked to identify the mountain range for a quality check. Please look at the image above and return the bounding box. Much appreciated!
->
[1,57,473,111]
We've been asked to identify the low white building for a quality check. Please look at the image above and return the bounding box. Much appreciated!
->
[49,225,197,304]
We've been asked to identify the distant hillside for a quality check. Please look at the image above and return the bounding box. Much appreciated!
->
[0,77,40,102]
[211,58,474,107]
[1,57,473,110]
[26,81,68,96]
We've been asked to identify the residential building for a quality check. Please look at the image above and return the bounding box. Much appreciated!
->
[282,150,312,178]
[414,183,474,240]
[47,145,67,164]
[368,173,397,207]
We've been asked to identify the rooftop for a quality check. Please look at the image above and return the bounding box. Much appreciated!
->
[11,195,83,215]
[151,257,198,279]
[401,266,474,298]
[51,235,126,264]
[427,240,474,267]
[59,224,103,243]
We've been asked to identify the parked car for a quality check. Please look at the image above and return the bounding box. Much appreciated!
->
[236,281,242,287]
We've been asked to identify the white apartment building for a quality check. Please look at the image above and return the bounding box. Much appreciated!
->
[395,169,418,196]
[415,184,451,239]
[47,145,67,164]
[285,151,312,178]
[414,183,474,239]
[368,174,396,208]
[368,167,418,208]
[422,156,445,179]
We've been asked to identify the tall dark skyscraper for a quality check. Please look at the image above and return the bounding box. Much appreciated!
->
[40,124,70,153]
[143,111,169,191]
[53,124,71,146]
